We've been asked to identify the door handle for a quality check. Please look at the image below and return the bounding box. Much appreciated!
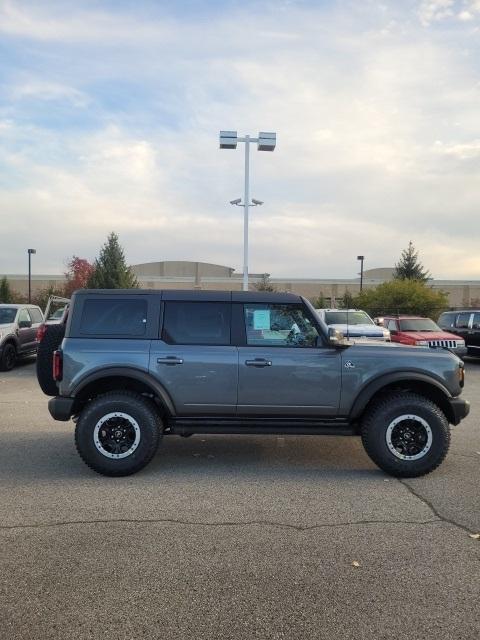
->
[157,357,183,365]
[245,358,272,367]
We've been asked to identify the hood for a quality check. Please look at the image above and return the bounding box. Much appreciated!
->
[399,330,462,341]
[329,323,386,337]
[0,322,16,334]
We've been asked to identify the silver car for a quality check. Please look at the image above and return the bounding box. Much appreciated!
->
[0,304,44,370]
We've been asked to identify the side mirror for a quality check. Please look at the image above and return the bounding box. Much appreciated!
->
[18,320,32,329]
[328,327,346,347]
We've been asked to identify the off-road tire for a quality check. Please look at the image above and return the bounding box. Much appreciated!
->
[75,391,162,476]
[0,342,17,371]
[361,392,450,478]
[36,324,66,396]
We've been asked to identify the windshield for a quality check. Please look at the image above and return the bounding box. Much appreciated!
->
[324,311,373,326]
[0,308,17,325]
[399,318,440,332]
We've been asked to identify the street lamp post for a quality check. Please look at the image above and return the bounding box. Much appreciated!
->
[27,249,36,303]
[357,255,365,293]
[220,131,276,291]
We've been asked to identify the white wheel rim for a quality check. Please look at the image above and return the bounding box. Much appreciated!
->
[385,414,433,461]
[93,412,141,459]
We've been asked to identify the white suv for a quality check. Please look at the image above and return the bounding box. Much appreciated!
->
[316,308,390,341]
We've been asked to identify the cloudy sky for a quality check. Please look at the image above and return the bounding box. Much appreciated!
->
[1,0,480,280]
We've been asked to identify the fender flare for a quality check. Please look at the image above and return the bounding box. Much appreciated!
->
[71,366,176,416]
[349,371,452,420]
[1,334,20,350]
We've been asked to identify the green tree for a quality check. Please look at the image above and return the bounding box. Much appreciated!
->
[393,241,430,282]
[311,291,327,308]
[33,285,67,313]
[0,277,13,303]
[340,291,354,309]
[87,232,139,289]
[354,279,448,319]
[253,274,276,292]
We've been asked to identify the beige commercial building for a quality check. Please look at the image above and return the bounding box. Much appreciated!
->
[2,261,480,307]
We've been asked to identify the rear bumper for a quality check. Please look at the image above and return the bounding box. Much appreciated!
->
[48,396,76,421]
[449,397,470,425]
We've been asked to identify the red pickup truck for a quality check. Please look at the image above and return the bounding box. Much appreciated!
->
[382,315,467,358]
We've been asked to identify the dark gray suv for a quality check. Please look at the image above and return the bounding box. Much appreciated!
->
[46,290,470,478]
[0,304,44,370]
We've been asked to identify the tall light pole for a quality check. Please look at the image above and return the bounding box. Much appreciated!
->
[220,131,276,291]
[27,249,36,303]
[357,255,364,293]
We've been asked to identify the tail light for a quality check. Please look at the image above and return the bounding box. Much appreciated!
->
[53,350,63,381]
[458,364,465,388]
[36,324,47,342]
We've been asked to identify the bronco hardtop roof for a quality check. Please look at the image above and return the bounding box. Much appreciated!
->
[73,289,304,304]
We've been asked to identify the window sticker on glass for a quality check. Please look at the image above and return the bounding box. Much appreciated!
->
[253,309,271,330]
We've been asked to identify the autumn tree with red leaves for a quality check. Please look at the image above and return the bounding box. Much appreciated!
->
[64,256,94,296]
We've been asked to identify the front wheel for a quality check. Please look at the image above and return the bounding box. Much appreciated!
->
[0,343,17,371]
[75,391,162,476]
[361,392,450,477]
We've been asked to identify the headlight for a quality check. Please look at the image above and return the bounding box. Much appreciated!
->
[457,340,465,347]
[415,340,429,346]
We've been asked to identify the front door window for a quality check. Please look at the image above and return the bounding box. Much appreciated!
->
[244,304,319,347]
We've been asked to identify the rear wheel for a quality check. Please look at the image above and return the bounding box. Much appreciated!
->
[75,391,162,476]
[361,392,450,477]
[0,343,17,371]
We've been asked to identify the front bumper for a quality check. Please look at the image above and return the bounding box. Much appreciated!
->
[451,346,468,359]
[48,396,77,421]
[449,397,470,425]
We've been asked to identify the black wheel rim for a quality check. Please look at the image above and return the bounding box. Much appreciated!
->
[93,412,141,459]
[386,414,433,461]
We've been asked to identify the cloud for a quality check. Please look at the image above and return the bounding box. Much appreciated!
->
[0,1,480,280]
[9,80,90,107]
[418,0,480,25]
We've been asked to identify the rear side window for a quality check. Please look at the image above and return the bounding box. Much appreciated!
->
[80,299,148,336]
[456,313,471,329]
[162,302,231,345]
[28,308,43,324]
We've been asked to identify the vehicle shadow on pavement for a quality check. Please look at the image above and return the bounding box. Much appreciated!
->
[0,430,380,482]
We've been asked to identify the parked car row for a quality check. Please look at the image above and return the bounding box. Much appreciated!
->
[318,307,479,360]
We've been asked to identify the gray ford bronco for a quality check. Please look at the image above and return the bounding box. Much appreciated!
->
[46,289,470,477]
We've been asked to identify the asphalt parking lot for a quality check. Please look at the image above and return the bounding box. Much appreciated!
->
[1,360,479,640]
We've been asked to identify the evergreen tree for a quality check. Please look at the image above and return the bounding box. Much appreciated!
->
[393,241,430,282]
[0,276,13,303]
[253,274,276,292]
[87,232,139,289]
